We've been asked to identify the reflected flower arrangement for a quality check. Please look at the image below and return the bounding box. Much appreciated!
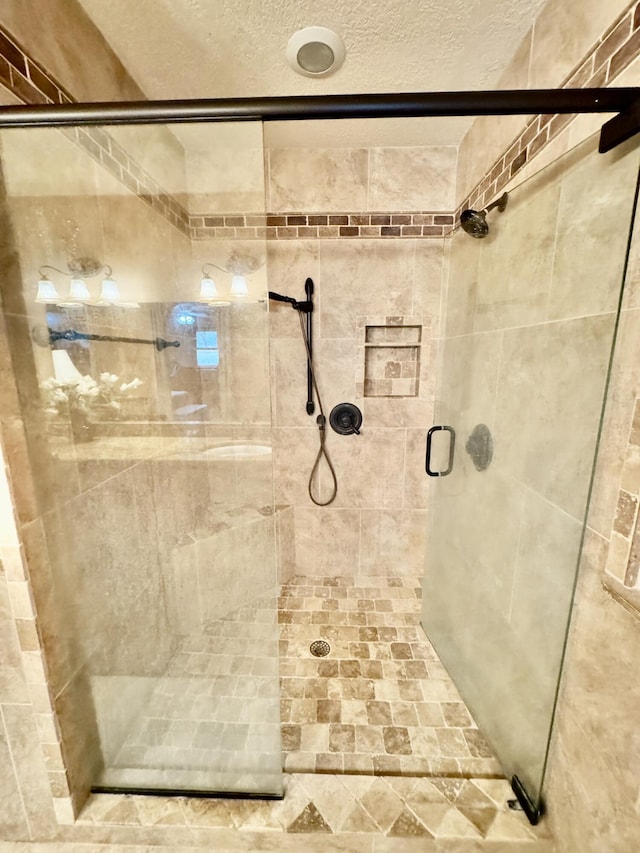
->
[41,372,143,416]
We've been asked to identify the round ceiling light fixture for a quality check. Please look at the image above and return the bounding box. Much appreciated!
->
[287,26,345,78]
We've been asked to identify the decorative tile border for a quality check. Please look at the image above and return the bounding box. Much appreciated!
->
[603,396,640,618]
[460,0,640,220]
[0,25,73,106]
[76,773,549,843]
[4,2,640,245]
[71,125,191,235]
[189,212,455,241]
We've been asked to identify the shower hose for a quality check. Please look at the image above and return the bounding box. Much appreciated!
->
[296,310,338,506]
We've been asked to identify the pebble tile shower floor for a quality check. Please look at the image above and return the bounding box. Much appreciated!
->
[279,575,502,777]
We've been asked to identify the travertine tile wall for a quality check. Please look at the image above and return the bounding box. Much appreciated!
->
[0,0,639,848]
[268,234,445,577]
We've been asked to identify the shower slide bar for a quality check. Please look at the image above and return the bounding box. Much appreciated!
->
[0,89,638,152]
[268,280,315,415]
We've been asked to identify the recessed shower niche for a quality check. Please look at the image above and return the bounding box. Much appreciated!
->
[363,319,423,397]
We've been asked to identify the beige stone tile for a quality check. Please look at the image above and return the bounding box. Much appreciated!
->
[508,489,584,721]
[503,119,572,192]
[474,170,561,333]
[321,428,404,510]
[0,534,26,581]
[318,240,415,340]
[547,136,639,322]
[296,773,358,833]
[268,149,368,212]
[403,429,431,510]
[300,724,329,754]
[465,778,514,808]
[369,147,456,211]
[530,0,630,90]
[544,528,640,851]
[184,133,265,215]
[6,581,35,620]
[443,229,480,338]
[272,428,324,507]
[589,309,640,538]
[496,314,614,519]
[359,510,427,576]
[411,240,446,328]
[373,838,440,852]
[231,799,283,832]
[360,777,405,832]
[546,714,640,852]
[0,576,29,704]
[267,241,321,340]
[387,805,434,837]
[293,508,360,576]
[285,801,332,833]
[437,807,484,839]
[485,810,539,841]
[1,703,58,837]
[0,710,30,840]
[457,33,533,203]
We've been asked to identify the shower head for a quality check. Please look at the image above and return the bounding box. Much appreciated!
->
[460,191,509,238]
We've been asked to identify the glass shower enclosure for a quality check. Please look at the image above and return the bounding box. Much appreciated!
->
[422,133,640,819]
[0,119,282,796]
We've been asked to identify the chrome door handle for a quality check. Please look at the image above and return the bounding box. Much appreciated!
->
[425,425,456,477]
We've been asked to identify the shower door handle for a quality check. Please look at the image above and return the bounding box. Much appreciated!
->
[425,425,456,477]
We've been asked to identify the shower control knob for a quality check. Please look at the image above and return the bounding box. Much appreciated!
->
[329,402,363,435]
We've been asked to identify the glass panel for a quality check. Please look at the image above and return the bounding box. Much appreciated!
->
[422,134,640,810]
[0,120,281,795]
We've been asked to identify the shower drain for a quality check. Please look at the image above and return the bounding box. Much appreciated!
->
[310,640,331,657]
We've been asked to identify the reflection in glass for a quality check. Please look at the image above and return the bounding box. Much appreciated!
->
[0,120,281,797]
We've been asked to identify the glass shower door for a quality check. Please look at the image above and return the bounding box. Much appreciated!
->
[0,119,281,796]
[422,133,640,817]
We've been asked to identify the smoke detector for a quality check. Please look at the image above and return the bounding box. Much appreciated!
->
[287,27,345,78]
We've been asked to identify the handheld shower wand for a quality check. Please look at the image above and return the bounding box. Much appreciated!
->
[268,281,339,506]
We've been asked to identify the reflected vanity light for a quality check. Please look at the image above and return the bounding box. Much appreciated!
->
[199,252,264,304]
[229,272,261,303]
[200,274,218,299]
[35,277,61,303]
[231,274,249,297]
[36,258,126,307]
[69,277,91,301]
[98,267,122,304]
[199,263,231,305]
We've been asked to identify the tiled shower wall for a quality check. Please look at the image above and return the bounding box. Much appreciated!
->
[268,236,445,577]
[0,0,638,848]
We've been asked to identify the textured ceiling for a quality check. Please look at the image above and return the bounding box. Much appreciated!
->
[77,0,548,147]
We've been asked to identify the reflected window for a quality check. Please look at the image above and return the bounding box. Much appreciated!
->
[196,330,219,368]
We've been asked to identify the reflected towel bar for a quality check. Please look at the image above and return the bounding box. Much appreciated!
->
[33,326,180,351]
